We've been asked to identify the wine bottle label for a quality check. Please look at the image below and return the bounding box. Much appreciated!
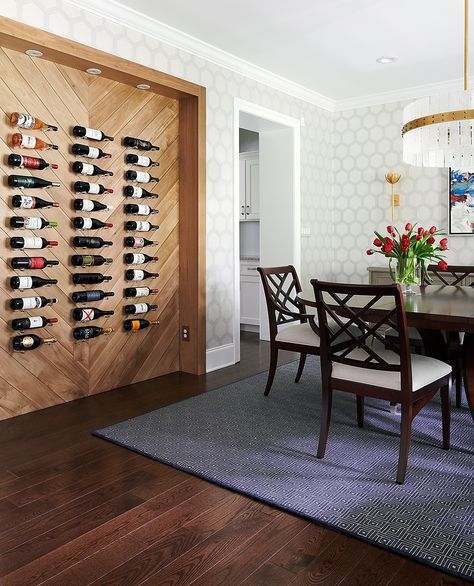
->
[131,320,141,331]
[22,336,35,348]
[137,205,150,215]
[30,258,45,269]
[134,303,148,314]
[17,276,33,289]
[132,270,145,280]
[136,156,151,166]
[18,196,35,209]
[17,114,35,129]
[20,134,36,148]
[132,238,145,248]
[134,287,149,297]
[80,163,95,176]
[134,171,151,183]
[87,183,101,194]
[79,309,95,322]
[87,147,100,159]
[81,218,93,229]
[24,217,42,229]
[84,128,102,140]
[82,200,95,211]
[129,187,143,198]
[135,222,150,232]
[131,254,145,264]
[28,316,43,328]
[21,297,42,309]
[22,237,43,249]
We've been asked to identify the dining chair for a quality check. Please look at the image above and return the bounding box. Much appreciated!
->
[310,280,451,484]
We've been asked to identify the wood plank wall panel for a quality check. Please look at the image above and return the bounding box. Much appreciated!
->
[0,47,180,418]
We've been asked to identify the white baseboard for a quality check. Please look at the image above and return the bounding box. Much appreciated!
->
[206,343,236,373]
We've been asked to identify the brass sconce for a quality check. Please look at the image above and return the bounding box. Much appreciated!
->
[385,172,401,224]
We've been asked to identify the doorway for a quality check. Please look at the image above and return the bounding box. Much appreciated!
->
[234,99,301,364]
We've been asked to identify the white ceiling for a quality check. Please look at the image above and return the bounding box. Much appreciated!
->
[111,0,468,102]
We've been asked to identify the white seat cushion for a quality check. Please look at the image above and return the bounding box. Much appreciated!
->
[332,348,451,391]
[275,322,320,346]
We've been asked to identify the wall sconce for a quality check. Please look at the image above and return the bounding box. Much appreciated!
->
[385,172,401,224]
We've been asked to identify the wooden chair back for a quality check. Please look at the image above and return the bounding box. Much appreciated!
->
[425,264,474,286]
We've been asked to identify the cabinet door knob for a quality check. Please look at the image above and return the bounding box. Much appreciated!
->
[241,205,245,216]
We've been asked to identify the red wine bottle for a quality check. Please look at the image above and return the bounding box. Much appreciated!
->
[11,257,59,269]
[125,269,159,281]
[71,255,112,267]
[73,217,113,230]
[73,236,112,249]
[125,170,159,183]
[125,221,159,232]
[10,216,58,229]
[8,175,60,189]
[11,275,58,289]
[12,195,59,209]
[123,136,160,151]
[124,237,157,248]
[72,161,113,177]
[72,144,111,159]
[73,273,113,284]
[10,237,58,249]
[13,334,57,351]
[10,296,57,310]
[124,204,159,215]
[10,112,57,131]
[124,287,158,298]
[124,253,158,264]
[8,154,58,170]
[125,154,159,167]
[11,133,58,150]
[72,126,113,141]
[123,186,157,199]
[123,319,159,331]
[72,307,114,322]
[74,199,112,212]
[124,303,158,315]
[74,181,113,194]
[73,326,113,340]
[12,316,58,331]
[72,290,114,303]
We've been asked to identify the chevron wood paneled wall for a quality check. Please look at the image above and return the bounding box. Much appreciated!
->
[0,46,181,419]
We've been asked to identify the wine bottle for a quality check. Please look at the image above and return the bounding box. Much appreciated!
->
[124,170,159,183]
[72,126,114,141]
[11,275,58,290]
[10,296,57,310]
[73,326,113,340]
[10,112,58,131]
[125,269,159,281]
[11,257,59,269]
[71,255,113,267]
[123,186,157,199]
[124,237,157,248]
[123,319,159,331]
[10,237,58,249]
[73,217,113,230]
[73,236,113,249]
[11,133,58,150]
[12,195,59,209]
[8,175,60,189]
[125,154,159,167]
[72,161,113,177]
[124,287,158,298]
[8,154,58,170]
[10,216,58,229]
[124,303,158,315]
[72,144,112,159]
[124,253,158,264]
[74,181,113,195]
[124,204,159,216]
[12,316,58,331]
[125,221,159,232]
[13,334,57,351]
[71,290,114,303]
[74,199,112,212]
[123,136,160,151]
[72,307,114,322]
[73,273,113,284]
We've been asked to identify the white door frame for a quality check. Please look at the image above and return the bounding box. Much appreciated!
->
[233,98,301,363]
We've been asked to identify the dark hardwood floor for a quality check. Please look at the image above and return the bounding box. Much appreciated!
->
[0,331,468,585]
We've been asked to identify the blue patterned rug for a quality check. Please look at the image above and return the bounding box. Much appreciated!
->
[94,361,474,582]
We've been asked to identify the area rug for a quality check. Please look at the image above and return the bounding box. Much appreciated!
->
[94,360,474,582]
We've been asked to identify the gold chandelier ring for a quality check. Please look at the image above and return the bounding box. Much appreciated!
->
[401,109,474,136]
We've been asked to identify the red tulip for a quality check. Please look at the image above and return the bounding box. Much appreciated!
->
[423,230,430,237]
[427,236,435,244]
[387,225,395,235]
[438,260,448,271]
[415,234,423,241]
[373,238,382,246]
[429,226,437,234]
[417,226,424,235]
[366,249,375,255]
[440,238,448,250]
[405,223,412,231]
[401,234,410,252]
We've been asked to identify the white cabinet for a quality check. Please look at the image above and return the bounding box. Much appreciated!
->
[239,152,259,221]
[240,261,260,326]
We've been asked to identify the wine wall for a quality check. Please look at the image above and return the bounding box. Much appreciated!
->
[0,46,181,419]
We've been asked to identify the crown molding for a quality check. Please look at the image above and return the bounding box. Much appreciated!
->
[63,0,335,111]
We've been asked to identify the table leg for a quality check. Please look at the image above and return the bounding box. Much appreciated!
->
[462,333,474,422]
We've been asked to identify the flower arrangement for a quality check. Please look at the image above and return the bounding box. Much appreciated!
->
[367,223,449,285]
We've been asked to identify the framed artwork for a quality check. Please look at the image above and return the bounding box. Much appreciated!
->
[449,168,474,234]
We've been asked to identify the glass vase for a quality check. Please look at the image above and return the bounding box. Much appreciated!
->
[390,255,421,294]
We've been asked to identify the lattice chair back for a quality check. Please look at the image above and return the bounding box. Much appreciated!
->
[311,280,413,396]
[426,264,474,286]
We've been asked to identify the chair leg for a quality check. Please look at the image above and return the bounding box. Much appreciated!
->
[397,403,413,484]
[317,387,332,459]
[264,346,279,396]
[440,385,451,450]
[356,395,364,427]
[295,353,307,383]
[455,371,462,408]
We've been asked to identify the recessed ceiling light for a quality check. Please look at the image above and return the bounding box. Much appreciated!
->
[86,67,102,75]
[25,49,43,57]
[376,56,398,64]
[136,83,151,90]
